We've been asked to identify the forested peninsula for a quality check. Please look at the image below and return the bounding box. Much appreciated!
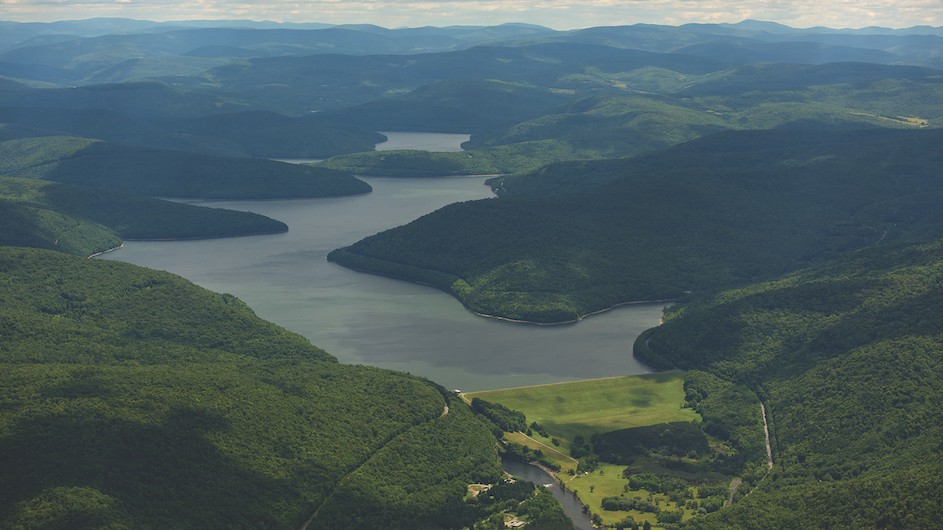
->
[329,128,943,323]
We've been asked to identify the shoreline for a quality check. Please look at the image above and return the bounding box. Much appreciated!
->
[335,253,673,326]
[471,297,676,326]
[87,228,290,259]
[87,243,124,259]
[463,369,684,395]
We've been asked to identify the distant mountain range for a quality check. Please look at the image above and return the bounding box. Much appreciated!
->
[1,18,941,87]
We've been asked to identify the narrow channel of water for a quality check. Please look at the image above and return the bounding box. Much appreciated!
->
[501,459,594,530]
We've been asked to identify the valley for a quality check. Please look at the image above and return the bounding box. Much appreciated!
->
[1,15,942,530]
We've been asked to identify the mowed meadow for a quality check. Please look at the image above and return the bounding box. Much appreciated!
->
[466,372,698,450]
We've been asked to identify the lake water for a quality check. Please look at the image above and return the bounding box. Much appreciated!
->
[376,131,470,152]
[101,133,661,391]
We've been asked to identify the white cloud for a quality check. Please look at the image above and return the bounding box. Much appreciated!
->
[0,0,940,29]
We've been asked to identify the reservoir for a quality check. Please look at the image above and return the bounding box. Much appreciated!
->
[102,133,661,391]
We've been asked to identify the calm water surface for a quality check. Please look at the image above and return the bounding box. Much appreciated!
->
[376,131,470,151]
[501,459,594,530]
[102,133,660,391]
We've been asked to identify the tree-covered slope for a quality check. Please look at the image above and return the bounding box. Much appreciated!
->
[634,239,943,529]
[0,136,371,199]
[0,200,121,257]
[0,247,501,528]
[319,68,943,178]
[329,128,943,322]
[0,176,288,256]
[0,100,384,159]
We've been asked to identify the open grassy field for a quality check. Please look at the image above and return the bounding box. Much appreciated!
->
[466,371,698,446]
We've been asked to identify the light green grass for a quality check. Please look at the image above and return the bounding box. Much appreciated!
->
[566,464,687,527]
[467,371,698,444]
[505,431,577,473]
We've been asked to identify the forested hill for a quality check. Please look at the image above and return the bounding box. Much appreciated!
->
[634,238,943,528]
[0,247,501,528]
[329,128,943,323]
[0,176,289,257]
[0,135,371,200]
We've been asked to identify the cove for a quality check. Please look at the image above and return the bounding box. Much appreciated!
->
[101,134,662,391]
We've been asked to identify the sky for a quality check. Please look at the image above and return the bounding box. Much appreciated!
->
[1,0,941,30]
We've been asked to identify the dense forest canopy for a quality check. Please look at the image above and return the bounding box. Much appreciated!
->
[330,128,943,322]
[0,247,502,528]
[635,238,943,528]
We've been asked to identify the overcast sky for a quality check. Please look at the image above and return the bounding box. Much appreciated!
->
[1,0,941,30]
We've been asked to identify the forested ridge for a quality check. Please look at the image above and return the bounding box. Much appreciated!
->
[633,238,943,528]
[330,128,943,322]
[0,248,502,528]
[0,135,372,200]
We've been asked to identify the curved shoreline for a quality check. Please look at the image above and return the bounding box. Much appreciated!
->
[471,297,676,326]
[87,243,124,259]
[332,251,674,326]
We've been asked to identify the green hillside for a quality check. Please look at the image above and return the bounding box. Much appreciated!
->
[0,176,288,256]
[634,238,943,528]
[0,200,121,257]
[0,136,371,199]
[0,103,384,159]
[0,247,501,528]
[320,71,943,179]
[329,128,943,322]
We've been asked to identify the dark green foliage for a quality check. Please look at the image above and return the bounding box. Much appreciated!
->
[46,142,370,199]
[464,479,573,530]
[0,132,370,200]
[503,442,542,464]
[530,421,549,438]
[0,248,502,528]
[0,247,333,364]
[330,128,943,322]
[601,496,659,513]
[312,78,572,133]
[576,455,599,473]
[594,422,709,463]
[569,435,592,458]
[0,105,382,159]
[0,177,288,253]
[625,473,688,495]
[168,110,385,158]
[518,488,575,530]
[678,372,766,473]
[41,182,289,240]
[471,397,527,432]
[0,199,121,256]
[310,398,501,529]
[639,239,943,528]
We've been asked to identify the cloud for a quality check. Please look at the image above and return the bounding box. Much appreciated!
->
[1,0,940,29]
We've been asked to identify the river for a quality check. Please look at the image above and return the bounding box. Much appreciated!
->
[501,459,594,530]
[101,132,662,391]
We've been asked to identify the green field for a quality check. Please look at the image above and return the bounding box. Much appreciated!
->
[466,372,698,447]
